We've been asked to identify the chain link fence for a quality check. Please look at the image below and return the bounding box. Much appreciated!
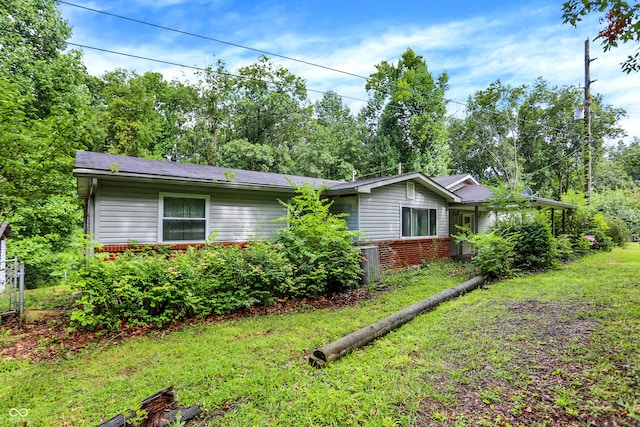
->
[0,257,24,318]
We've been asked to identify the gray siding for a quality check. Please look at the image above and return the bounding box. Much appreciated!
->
[329,196,358,231]
[95,180,287,245]
[97,181,159,244]
[210,189,286,241]
[359,182,449,241]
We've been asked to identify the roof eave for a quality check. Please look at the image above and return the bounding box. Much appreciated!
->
[445,174,480,190]
[347,172,460,202]
[73,169,300,193]
[526,197,578,210]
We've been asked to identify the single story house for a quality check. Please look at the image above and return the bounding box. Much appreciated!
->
[74,151,575,269]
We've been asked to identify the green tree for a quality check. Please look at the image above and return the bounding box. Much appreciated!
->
[294,91,362,180]
[93,70,165,157]
[1,0,89,287]
[181,60,236,165]
[608,137,640,183]
[562,0,640,73]
[362,48,450,176]
[449,78,624,198]
[449,81,526,188]
[0,82,75,218]
[593,140,639,190]
[226,57,312,165]
[218,138,292,173]
[0,81,83,288]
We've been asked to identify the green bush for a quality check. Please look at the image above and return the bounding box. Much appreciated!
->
[455,228,518,279]
[604,216,629,247]
[71,184,363,330]
[8,236,63,289]
[562,199,614,253]
[71,242,299,330]
[7,194,83,288]
[494,219,555,271]
[273,183,362,296]
[551,234,574,262]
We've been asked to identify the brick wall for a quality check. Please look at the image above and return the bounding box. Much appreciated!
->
[97,242,247,255]
[98,238,452,271]
[373,237,451,269]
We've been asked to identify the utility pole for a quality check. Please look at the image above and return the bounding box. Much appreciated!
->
[584,39,593,200]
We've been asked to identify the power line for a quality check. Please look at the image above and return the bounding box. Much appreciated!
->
[57,1,372,83]
[1,27,369,104]
[56,1,457,108]
[5,6,604,167]
[5,25,594,151]
[57,0,606,143]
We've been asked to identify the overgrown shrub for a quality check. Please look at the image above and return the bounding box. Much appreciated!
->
[455,228,518,279]
[551,234,574,262]
[71,243,295,330]
[71,184,363,330]
[562,193,614,252]
[7,194,83,288]
[273,183,362,296]
[604,216,629,247]
[494,218,555,271]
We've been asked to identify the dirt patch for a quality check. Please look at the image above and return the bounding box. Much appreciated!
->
[417,300,632,426]
[0,286,374,363]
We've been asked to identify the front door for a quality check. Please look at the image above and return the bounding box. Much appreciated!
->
[461,213,474,255]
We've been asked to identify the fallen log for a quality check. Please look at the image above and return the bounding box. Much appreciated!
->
[309,275,484,368]
[140,387,176,427]
[156,406,202,427]
[98,386,200,427]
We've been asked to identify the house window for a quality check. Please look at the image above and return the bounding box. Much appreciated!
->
[159,194,209,242]
[401,207,437,237]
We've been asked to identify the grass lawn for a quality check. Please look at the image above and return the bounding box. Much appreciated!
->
[1,246,639,426]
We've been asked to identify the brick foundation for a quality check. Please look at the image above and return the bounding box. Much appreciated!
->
[97,242,247,256]
[372,237,451,270]
[98,238,452,271]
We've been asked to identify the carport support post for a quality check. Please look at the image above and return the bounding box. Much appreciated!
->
[551,208,556,237]
[474,206,479,234]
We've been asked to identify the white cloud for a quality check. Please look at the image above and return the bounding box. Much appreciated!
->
[65,1,640,141]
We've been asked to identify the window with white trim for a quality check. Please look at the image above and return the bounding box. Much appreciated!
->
[401,207,437,237]
[159,194,209,242]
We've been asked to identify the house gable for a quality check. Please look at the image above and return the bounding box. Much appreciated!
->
[327,172,460,203]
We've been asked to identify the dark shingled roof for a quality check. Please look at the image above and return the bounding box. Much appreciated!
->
[432,174,471,188]
[455,184,495,204]
[329,172,419,191]
[74,150,342,190]
[74,151,575,209]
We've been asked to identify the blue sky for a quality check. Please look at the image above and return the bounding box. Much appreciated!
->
[59,0,639,142]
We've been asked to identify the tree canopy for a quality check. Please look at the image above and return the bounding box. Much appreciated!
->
[562,0,640,73]
[361,48,450,177]
[448,78,625,198]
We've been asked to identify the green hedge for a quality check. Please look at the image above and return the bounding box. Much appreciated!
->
[71,184,363,330]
